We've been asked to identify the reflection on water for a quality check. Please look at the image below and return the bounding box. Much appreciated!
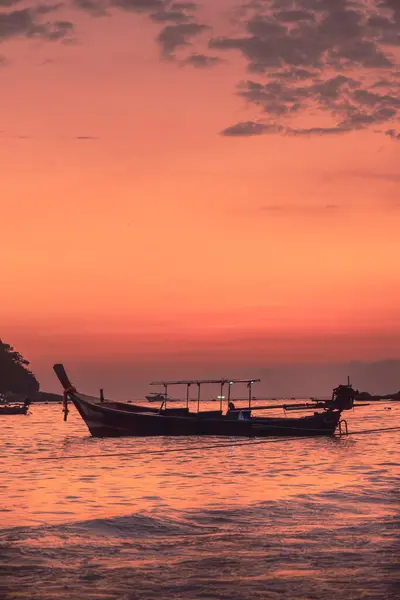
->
[0,403,399,599]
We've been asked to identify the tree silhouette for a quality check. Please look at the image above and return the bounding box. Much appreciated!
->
[0,339,39,395]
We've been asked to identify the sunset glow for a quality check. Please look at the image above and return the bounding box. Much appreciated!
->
[1,0,399,395]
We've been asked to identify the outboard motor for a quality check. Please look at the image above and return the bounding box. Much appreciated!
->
[331,384,356,411]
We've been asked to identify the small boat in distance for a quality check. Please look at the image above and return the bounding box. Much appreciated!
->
[0,398,30,415]
[146,392,174,403]
[53,364,357,439]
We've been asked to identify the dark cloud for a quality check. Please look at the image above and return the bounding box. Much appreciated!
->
[156,22,209,56]
[212,0,399,138]
[73,0,109,16]
[210,1,397,71]
[286,126,350,136]
[220,121,283,136]
[222,121,352,137]
[378,0,400,25]
[39,20,74,40]
[74,135,99,139]
[273,9,315,23]
[234,75,374,130]
[68,0,208,66]
[180,52,221,68]
[385,128,400,140]
[367,15,397,30]
[149,0,198,23]
[110,0,165,11]
[0,8,36,40]
[353,89,400,109]
[170,2,198,9]
[238,75,360,111]
[73,0,167,14]
[370,78,400,89]
[0,8,74,42]
[330,39,393,69]
[1,1,398,135]
[0,0,23,5]
[268,67,316,80]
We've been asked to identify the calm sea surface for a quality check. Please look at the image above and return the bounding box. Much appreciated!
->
[0,401,399,600]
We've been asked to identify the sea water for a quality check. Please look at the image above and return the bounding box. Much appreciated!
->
[0,402,399,599]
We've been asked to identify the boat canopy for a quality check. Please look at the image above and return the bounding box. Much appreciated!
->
[150,378,260,386]
[149,378,261,411]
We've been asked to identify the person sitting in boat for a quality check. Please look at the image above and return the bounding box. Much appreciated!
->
[227,402,251,420]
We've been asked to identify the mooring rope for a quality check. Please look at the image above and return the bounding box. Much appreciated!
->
[345,426,400,436]
[21,425,400,462]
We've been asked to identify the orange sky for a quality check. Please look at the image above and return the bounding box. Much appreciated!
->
[1,1,400,395]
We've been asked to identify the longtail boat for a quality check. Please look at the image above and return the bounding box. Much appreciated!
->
[53,364,358,438]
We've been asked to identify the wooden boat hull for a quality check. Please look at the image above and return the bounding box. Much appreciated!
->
[71,393,341,438]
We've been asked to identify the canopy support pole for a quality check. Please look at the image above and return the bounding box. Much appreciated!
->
[220,381,225,411]
[186,383,191,410]
[164,384,168,410]
[197,383,201,413]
